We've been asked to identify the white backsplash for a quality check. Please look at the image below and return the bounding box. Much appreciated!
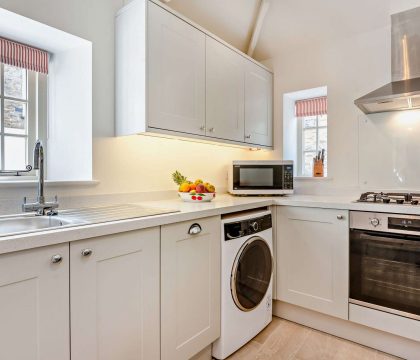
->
[358,110,420,191]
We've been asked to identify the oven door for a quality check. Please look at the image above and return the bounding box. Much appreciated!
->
[232,165,283,191]
[350,229,420,319]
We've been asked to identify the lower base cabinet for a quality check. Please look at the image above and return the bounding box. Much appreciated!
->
[161,216,221,360]
[0,244,70,360]
[70,227,160,360]
[0,217,221,360]
[276,206,349,319]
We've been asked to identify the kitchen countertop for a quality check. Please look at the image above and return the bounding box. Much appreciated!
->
[1,193,420,255]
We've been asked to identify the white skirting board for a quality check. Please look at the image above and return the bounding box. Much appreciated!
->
[273,300,420,360]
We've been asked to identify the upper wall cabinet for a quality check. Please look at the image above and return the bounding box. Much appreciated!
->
[148,2,206,135]
[116,0,273,148]
[245,64,273,147]
[206,36,245,142]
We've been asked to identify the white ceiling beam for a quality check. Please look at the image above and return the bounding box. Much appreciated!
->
[247,0,270,57]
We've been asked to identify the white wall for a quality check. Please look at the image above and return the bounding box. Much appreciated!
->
[0,0,273,206]
[268,0,420,194]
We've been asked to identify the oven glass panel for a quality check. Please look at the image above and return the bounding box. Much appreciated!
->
[350,229,420,316]
[239,168,274,187]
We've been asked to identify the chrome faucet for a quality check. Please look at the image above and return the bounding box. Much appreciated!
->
[23,140,59,215]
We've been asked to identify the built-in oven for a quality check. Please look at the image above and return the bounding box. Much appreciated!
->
[228,160,293,195]
[350,211,420,320]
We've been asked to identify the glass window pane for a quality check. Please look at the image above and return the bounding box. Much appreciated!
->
[303,116,317,128]
[4,65,27,100]
[303,128,317,151]
[318,127,327,151]
[303,152,316,176]
[318,114,328,127]
[4,136,27,170]
[4,100,27,135]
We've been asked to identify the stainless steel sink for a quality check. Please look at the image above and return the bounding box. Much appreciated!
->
[0,204,178,237]
[0,215,87,237]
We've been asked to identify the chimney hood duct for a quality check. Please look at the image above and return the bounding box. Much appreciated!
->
[355,7,420,114]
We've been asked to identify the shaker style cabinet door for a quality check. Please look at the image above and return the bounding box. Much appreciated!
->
[148,2,206,136]
[276,206,349,319]
[70,228,160,360]
[206,36,245,142]
[244,63,273,147]
[161,216,221,360]
[0,244,70,360]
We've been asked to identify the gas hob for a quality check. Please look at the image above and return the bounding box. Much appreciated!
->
[358,192,420,205]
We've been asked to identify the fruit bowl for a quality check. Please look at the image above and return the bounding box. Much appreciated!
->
[178,192,216,203]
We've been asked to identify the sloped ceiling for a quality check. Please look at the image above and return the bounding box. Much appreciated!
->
[166,0,420,62]
[166,0,261,54]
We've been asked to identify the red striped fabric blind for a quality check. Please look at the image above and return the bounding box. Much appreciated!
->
[0,37,49,74]
[295,96,327,117]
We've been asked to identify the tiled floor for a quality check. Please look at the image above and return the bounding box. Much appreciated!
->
[227,317,399,360]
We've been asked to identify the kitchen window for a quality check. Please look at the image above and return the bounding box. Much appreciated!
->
[0,38,48,177]
[295,97,328,177]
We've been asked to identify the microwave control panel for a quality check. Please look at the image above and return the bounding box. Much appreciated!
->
[283,165,294,189]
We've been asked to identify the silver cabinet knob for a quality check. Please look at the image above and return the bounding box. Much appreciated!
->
[188,223,202,235]
[200,125,206,131]
[337,215,345,220]
[51,254,63,263]
[208,127,215,133]
[370,218,380,227]
[245,135,251,139]
[81,248,93,257]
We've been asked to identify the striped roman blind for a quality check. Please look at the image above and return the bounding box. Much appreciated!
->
[295,96,327,117]
[0,37,49,74]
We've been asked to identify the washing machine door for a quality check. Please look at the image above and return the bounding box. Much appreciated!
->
[231,237,273,312]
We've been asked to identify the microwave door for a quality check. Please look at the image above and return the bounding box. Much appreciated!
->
[233,165,283,190]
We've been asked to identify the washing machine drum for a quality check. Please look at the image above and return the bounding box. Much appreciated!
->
[231,237,273,312]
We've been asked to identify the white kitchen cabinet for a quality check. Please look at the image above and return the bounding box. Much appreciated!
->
[116,0,273,148]
[206,36,245,142]
[148,1,206,135]
[0,244,70,360]
[276,206,349,319]
[70,227,160,360]
[244,63,273,147]
[161,216,221,360]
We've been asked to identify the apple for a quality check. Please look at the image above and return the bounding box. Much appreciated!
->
[196,183,206,193]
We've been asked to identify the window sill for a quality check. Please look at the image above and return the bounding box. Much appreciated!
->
[294,176,333,181]
[0,179,100,188]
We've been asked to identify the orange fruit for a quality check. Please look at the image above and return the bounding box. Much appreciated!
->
[179,182,191,192]
[190,184,197,190]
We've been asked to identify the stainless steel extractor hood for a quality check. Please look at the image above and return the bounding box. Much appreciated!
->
[355,7,420,114]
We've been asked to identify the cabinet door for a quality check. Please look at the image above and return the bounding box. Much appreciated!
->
[148,2,206,135]
[0,244,69,360]
[206,36,245,142]
[276,207,349,319]
[70,228,160,360]
[244,64,273,147]
[161,216,221,360]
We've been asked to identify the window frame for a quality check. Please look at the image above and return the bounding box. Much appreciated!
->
[0,63,48,179]
[297,114,327,177]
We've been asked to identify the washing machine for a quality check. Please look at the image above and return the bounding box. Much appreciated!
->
[212,209,273,360]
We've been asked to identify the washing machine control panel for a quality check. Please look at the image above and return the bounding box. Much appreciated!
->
[224,214,272,240]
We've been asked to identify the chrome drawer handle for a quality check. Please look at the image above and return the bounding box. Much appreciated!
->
[51,254,63,264]
[337,215,345,220]
[245,135,251,139]
[188,223,202,235]
[81,248,93,257]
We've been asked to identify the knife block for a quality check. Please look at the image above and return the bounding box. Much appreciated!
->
[313,159,324,177]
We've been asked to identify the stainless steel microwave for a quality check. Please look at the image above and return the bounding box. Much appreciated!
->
[228,160,294,195]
